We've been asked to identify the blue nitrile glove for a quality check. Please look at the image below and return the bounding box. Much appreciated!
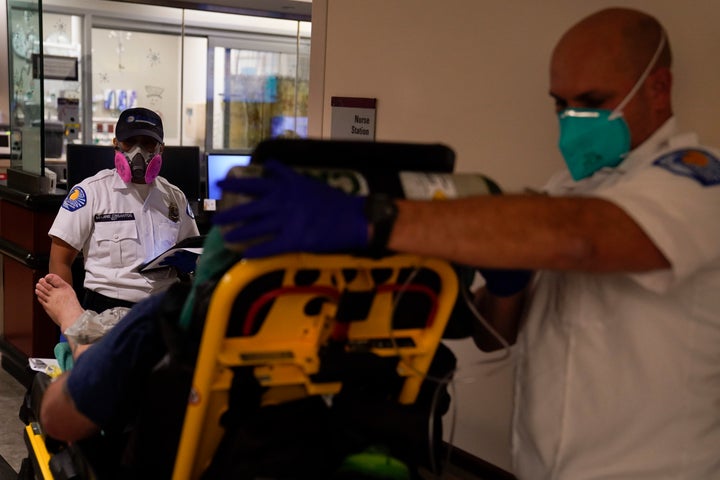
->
[212,159,369,258]
[479,268,533,297]
[159,250,199,273]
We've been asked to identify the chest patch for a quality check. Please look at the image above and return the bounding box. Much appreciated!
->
[62,186,87,212]
[653,149,720,186]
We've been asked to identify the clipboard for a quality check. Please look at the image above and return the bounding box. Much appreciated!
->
[137,235,205,273]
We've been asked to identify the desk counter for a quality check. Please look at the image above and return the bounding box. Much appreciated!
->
[0,183,66,385]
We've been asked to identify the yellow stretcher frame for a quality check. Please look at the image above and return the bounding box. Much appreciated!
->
[24,423,54,480]
[172,253,459,480]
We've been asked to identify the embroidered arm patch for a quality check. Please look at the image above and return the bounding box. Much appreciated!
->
[62,186,87,211]
[653,149,720,186]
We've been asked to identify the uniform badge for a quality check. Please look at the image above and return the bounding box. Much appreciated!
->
[653,149,720,186]
[169,201,179,222]
[62,186,87,212]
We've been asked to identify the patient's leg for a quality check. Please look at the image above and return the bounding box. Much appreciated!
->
[35,273,85,332]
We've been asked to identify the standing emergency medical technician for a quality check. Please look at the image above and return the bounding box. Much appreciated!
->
[210,8,720,479]
[48,107,199,312]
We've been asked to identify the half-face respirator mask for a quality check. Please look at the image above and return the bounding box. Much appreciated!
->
[115,145,162,183]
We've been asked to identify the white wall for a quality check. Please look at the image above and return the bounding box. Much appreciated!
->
[309,0,720,471]
[310,0,720,190]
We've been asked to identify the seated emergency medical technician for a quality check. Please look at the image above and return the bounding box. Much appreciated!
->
[48,107,199,313]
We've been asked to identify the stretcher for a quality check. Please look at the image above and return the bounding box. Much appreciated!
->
[17,253,460,479]
[174,253,459,479]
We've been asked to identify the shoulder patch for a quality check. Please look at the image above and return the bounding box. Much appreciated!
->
[62,186,88,212]
[186,202,195,219]
[653,149,720,186]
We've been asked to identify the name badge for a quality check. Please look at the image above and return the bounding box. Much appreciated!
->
[94,213,136,222]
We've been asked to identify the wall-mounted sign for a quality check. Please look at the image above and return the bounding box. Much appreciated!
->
[330,96,376,141]
[32,54,79,81]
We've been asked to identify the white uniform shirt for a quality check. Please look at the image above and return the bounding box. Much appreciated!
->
[513,118,720,479]
[49,169,199,303]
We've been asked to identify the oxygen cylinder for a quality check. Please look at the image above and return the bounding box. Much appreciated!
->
[398,171,502,199]
[219,165,501,206]
[217,165,502,252]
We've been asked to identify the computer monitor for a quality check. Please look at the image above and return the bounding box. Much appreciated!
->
[205,151,252,201]
[66,144,115,189]
[66,144,201,201]
[159,145,201,201]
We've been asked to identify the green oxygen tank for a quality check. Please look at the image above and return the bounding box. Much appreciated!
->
[398,171,502,200]
[216,165,502,252]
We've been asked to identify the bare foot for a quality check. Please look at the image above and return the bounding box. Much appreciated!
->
[35,274,85,332]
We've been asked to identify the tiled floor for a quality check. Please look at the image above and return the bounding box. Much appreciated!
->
[0,356,27,475]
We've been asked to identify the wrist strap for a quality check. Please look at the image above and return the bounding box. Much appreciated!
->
[480,268,533,297]
[365,193,398,255]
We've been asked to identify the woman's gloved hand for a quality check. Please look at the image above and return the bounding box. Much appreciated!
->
[212,159,369,258]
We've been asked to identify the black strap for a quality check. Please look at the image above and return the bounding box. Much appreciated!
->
[82,289,136,312]
[365,193,399,256]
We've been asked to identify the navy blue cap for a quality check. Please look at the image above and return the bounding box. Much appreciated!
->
[115,107,164,143]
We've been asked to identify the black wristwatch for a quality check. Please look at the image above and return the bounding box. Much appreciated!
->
[365,193,399,255]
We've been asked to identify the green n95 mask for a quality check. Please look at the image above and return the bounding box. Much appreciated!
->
[557,31,666,181]
[558,108,631,181]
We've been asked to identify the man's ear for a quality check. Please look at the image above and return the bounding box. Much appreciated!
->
[649,67,672,103]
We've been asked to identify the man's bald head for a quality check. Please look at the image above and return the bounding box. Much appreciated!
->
[554,8,670,80]
[550,8,673,149]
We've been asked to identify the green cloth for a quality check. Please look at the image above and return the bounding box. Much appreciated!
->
[335,446,410,479]
[178,226,242,330]
[54,342,74,371]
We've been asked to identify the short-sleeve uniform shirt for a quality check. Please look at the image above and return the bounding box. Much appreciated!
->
[513,118,720,479]
[49,169,199,302]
